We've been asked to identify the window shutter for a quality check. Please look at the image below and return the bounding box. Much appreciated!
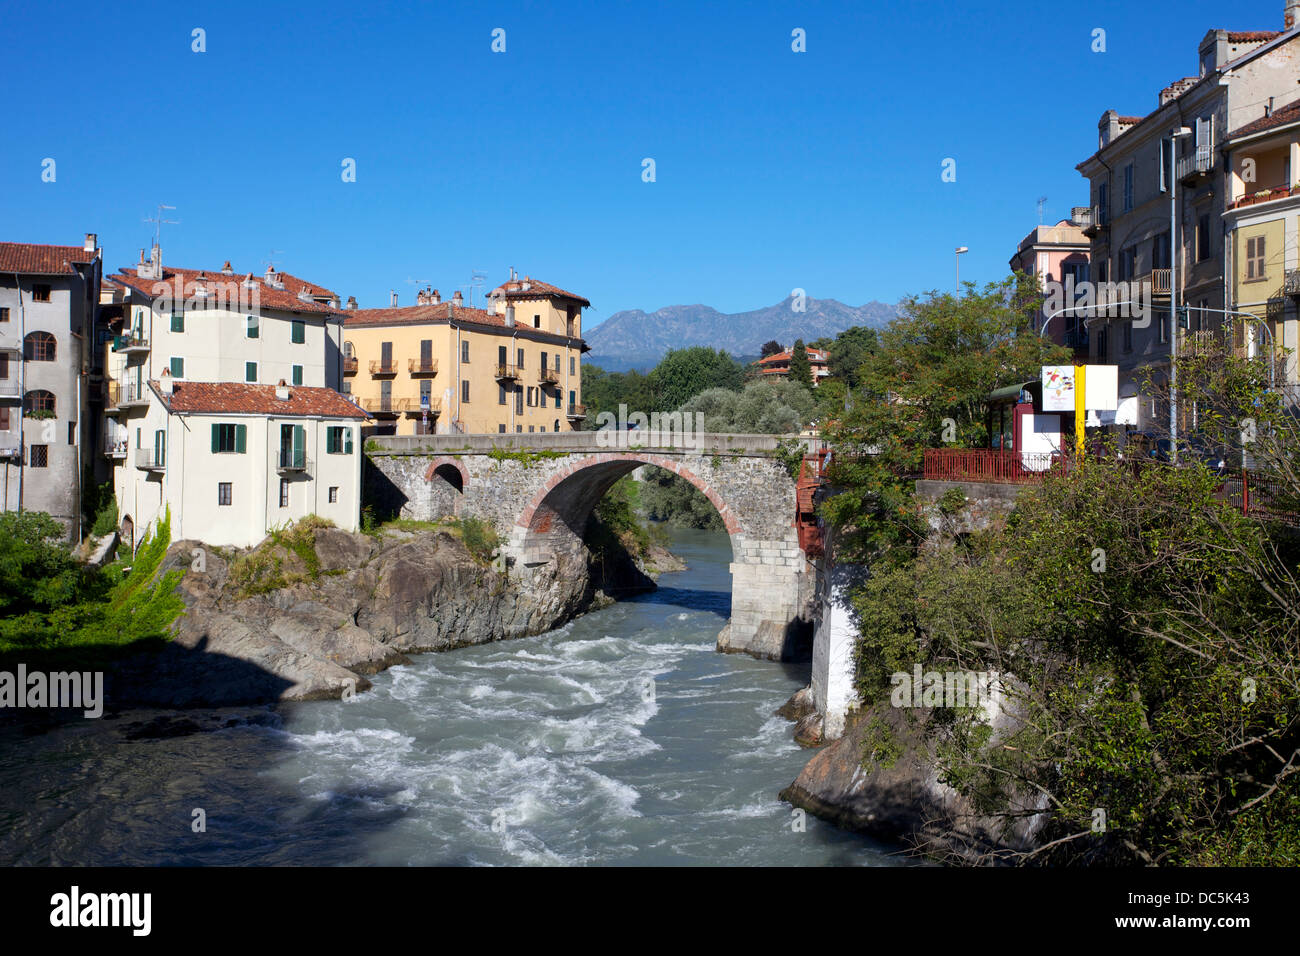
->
[344,428,353,454]
[294,425,305,458]
[235,424,246,453]
[211,423,219,453]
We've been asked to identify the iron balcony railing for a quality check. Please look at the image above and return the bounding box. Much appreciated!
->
[495,363,519,381]
[403,398,441,416]
[539,367,560,384]
[923,448,1063,484]
[567,402,587,418]
[408,358,439,375]
[135,447,165,470]
[343,357,359,374]
[369,359,398,375]
[1176,145,1213,180]
[363,396,409,415]
[1284,268,1300,298]
[277,448,311,472]
[112,332,149,352]
[0,379,19,398]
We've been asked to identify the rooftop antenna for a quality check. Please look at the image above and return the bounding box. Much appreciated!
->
[1036,196,1048,224]
[467,268,488,309]
[404,276,430,286]
[143,203,179,247]
[262,250,285,272]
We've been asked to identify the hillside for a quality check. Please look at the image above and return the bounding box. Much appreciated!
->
[584,294,897,371]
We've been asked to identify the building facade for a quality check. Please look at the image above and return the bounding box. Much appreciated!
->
[0,236,102,538]
[752,346,830,385]
[1076,10,1300,435]
[343,273,589,435]
[1009,218,1091,360]
[1223,100,1300,399]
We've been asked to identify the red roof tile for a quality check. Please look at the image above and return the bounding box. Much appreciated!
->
[0,242,100,275]
[109,264,339,315]
[1229,98,1300,139]
[155,381,368,419]
[1226,31,1281,42]
[346,301,501,328]
[488,276,590,307]
[754,348,829,366]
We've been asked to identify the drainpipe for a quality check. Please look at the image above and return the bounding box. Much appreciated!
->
[11,272,25,513]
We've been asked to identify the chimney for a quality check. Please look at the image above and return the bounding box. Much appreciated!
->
[275,379,291,401]
[346,295,358,310]
[83,233,97,253]
[221,260,234,275]
[150,244,160,277]
[505,304,515,327]
[159,369,174,395]
[243,272,257,289]
[430,288,440,304]
[416,289,427,306]
[390,290,398,307]
[1288,0,1299,30]
[453,290,463,307]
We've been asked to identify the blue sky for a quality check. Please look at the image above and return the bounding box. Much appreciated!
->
[0,0,1288,324]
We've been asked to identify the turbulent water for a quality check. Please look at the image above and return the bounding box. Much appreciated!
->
[0,528,896,866]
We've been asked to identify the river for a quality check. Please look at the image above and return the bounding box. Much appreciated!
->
[0,527,897,866]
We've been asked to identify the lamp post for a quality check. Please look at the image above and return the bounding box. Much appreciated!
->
[954,247,968,292]
[1169,125,1193,465]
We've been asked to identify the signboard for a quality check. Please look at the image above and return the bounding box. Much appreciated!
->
[1084,364,1118,411]
[1042,366,1076,411]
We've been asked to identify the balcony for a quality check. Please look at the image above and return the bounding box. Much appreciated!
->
[343,356,359,375]
[0,379,19,399]
[103,435,128,458]
[539,367,560,385]
[402,398,441,416]
[1229,183,1296,211]
[495,363,519,381]
[369,359,398,376]
[1284,269,1300,298]
[1141,268,1172,297]
[276,448,311,473]
[408,358,439,376]
[135,448,165,471]
[108,381,150,411]
[363,396,409,416]
[1176,145,1213,183]
[1082,204,1108,237]
[567,402,587,419]
[112,332,150,354]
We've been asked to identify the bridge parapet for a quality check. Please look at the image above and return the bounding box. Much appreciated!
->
[366,432,823,457]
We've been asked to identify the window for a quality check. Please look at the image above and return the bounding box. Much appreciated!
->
[292,365,303,386]
[515,386,523,415]
[1118,247,1136,281]
[247,315,259,338]
[1159,138,1170,192]
[498,345,508,367]
[516,347,524,368]
[28,444,48,467]
[279,479,290,508]
[171,310,184,333]
[0,307,9,322]
[342,382,351,395]
[533,314,541,329]
[1123,321,1133,352]
[326,426,353,454]
[1096,326,1109,361]
[245,361,257,382]
[291,319,305,344]
[499,383,507,405]
[32,284,50,302]
[328,486,338,503]
[461,379,470,403]
[1158,309,1169,344]
[170,356,184,378]
[211,423,247,453]
[1247,236,1266,279]
[553,353,560,373]
[0,407,8,429]
[218,482,232,506]
[516,425,522,433]
[529,425,535,432]
[67,421,75,445]
[1097,183,1109,225]
[461,340,470,363]
[569,356,575,376]
[23,331,56,361]
[1152,232,1170,270]
[541,353,547,372]
[1197,214,1211,262]
[526,387,535,407]
[1122,164,1134,212]
[498,424,506,433]
[419,379,432,406]
[23,390,54,416]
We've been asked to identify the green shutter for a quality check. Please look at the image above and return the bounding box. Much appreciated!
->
[211,423,219,453]
[235,424,246,453]
[292,365,303,386]
[171,311,184,333]
[246,362,256,382]
[293,425,305,461]
[170,356,183,378]
[247,315,258,338]
[344,428,353,454]
[292,320,305,344]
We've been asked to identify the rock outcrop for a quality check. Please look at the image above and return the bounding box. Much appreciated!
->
[105,524,618,708]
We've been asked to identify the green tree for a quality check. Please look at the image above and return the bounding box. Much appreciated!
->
[760,339,784,358]
[825,325,880,389]
[788,339,813,391]
[649,347,744,412]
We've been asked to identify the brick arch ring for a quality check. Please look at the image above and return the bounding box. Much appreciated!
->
[515,453,743,536]
[424,456,470,489]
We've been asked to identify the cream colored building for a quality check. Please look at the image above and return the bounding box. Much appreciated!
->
[343,273,589,435]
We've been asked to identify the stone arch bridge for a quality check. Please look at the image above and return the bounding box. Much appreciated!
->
[365,433,820,660]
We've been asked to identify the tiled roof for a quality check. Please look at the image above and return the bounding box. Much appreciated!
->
[109,265,340,314]
[154,380,368,419]
[1117,115,1145,124]
[0,242,99,275]
[1229,98,1300,139]
[346,301,501,328]
[754,348,829,366]
[488,276,590,307]
[1226,31,1281,42]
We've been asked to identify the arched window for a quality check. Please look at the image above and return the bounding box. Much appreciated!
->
[24,331,56,361]
[23,389,55,416]
[343,341,354,358]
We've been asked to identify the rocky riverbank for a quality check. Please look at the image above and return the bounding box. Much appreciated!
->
[101,523,658,709]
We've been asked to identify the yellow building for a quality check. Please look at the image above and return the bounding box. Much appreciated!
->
[343,274,590,434]
[1224,101,1300,390]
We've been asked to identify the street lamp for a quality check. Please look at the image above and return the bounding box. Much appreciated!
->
[955,246,969,292]
[1169,125,1192,465]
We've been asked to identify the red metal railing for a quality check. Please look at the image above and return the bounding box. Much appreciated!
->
[923,448,1063,484]
[1216,471,1300,525]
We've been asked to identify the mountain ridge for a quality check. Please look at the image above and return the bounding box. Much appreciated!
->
[584,295,897,372]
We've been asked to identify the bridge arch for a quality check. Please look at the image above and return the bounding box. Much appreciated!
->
[425,456,469,493]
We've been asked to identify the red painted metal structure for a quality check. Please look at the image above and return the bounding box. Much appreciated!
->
[796,449,829,557]
[923,448,1063,484]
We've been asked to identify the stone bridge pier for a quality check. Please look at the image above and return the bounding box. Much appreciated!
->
[366,433,817,660]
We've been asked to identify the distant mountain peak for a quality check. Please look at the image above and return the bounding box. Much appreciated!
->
[584,296,897,372]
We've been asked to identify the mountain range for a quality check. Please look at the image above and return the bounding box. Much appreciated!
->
[583,295,898,372]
